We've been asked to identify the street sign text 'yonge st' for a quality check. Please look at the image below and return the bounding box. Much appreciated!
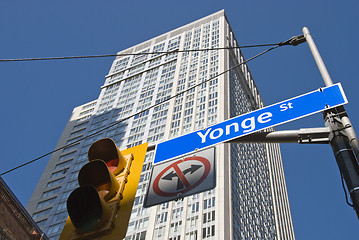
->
[154,83,348,164]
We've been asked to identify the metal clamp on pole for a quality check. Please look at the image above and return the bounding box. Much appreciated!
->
[298,127,330,144]
[228,127,330,144]
[279,35,306,46]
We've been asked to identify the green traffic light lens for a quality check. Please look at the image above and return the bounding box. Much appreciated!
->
[67,186,103,233]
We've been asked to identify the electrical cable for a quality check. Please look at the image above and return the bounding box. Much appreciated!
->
[0,43,283,176]
[341,172,355,207]
[0,44,280,62]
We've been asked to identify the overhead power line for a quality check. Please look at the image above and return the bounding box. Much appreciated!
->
[0,44,280,62]
[0,35,304,176]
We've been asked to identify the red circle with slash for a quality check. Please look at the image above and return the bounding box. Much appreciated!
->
[153,156,211,197]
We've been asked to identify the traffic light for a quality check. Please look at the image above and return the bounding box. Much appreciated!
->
[60,138,148,240]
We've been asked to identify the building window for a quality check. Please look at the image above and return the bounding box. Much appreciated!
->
[171,207,183,221]
[186,216,198,229]
[42,187,61,198]
[62,144,79,154]
[61,191,72,201]
[130,217,149,231]
[47,177,65,188]
[203,211,215,223]
[81,102,96,110]
[185,230,197,240]
[170,221,182,235]
[189,202,199,213]
[58,151,76,161]
[133,195,145,206]
[153,225,166,239]
[36,219,47,227]
[132,231,146,240]
[47,222,64,235]
[72,122,88,131]
[56,201,67,211]
[202,225,215,238]
[33,208,52,219]
[53,211,68,223]
[204,197,215,209]
[79,108,94,116]
[55,160,72,170]
[50,168,69,178]
[37,197,57,209]
[65,180,78,190]
[156,212,168,224]
[169,236,181,240]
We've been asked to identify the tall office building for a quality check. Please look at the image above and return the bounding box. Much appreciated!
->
[27,10,295,240]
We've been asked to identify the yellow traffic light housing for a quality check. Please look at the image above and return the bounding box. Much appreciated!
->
[60,139,148,240]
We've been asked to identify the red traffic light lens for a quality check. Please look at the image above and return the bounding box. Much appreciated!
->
[88,138,125,174]
[106,158,119,172]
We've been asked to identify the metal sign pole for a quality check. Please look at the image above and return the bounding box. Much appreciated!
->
[303,27,359,158]
[303,27,359,218]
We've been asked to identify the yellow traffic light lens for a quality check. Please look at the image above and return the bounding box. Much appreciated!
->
[78,160,120,201]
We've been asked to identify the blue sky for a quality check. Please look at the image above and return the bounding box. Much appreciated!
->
[1,1,359,239]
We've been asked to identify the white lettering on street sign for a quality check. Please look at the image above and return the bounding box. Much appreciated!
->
[154,83,347,164]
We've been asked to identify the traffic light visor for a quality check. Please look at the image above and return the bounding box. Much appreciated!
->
[88,138,126,174]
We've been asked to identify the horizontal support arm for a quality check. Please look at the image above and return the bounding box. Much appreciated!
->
[228,127,331,144]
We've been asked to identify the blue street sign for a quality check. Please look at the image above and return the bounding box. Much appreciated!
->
[154,83,348,164]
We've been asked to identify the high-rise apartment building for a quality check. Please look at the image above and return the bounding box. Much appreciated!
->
[26,10,295,240]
